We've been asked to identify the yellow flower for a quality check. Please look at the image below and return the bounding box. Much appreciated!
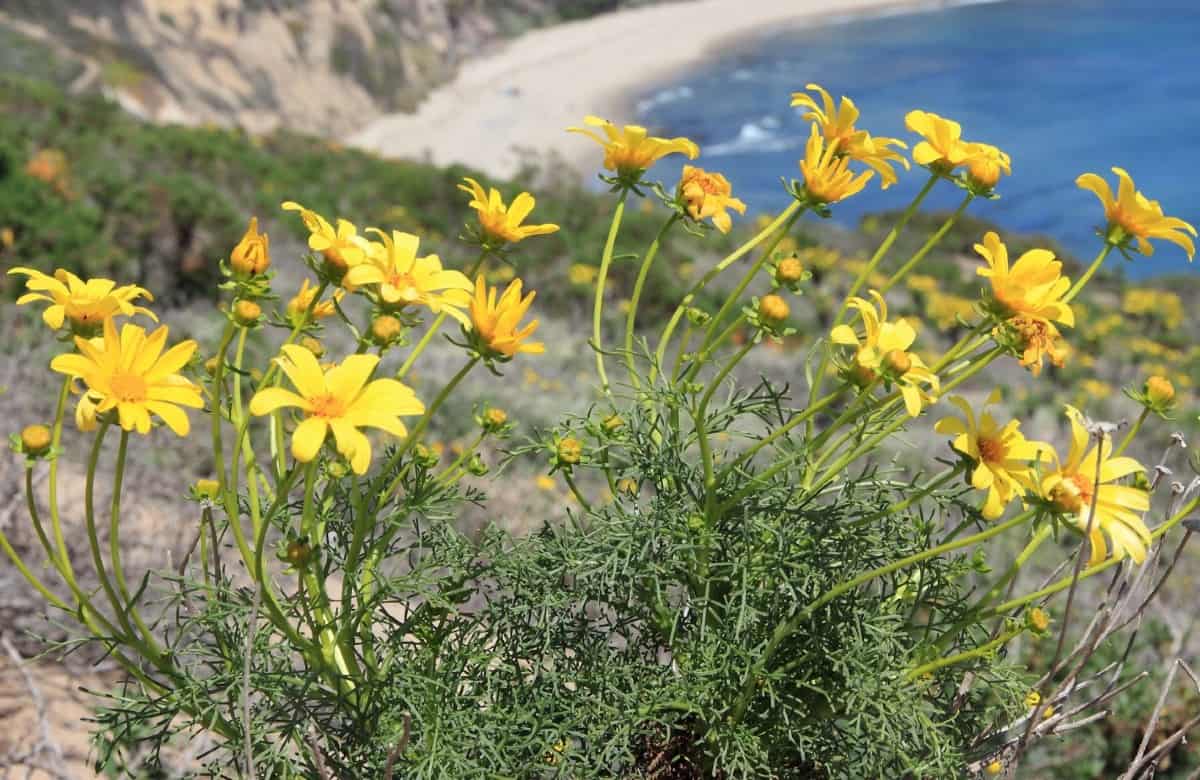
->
[974,232,1073,327]
[342,230,473,323]
[799,125,873,204]
[248,346,424,474]
[963,143,1011,190]
[830,291,938,416]
[287,278,342,325]
[1041,406,1151,564]
[567,115,699,178]
[678,166,747,233]
[934,390,1050,519]
[1076,167,1196,259]
[281,201,366,274]
[790,84,909,188]
[49,319,201,436]
[457,177,560,245]
[996,314,1068,377]
[569,263,599,286]
[905,110,973,170]
[229,216,271,275]
[469,276,544,358]
[1024,690,1041,709]
[9,267,156,332]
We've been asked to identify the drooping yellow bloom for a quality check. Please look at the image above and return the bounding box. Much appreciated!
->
[281,201,366,274]
[975,232,1074,326]
[49,319,201,436]
[229,216,271,275]
[9,267,156,332]
[905,110,973,170]
[800,125,873,204]
[287,278,342,325]
[934,390,1051,519]
[567,116,699,178]
[1041,406,1151,564]
[998,314,1069,377]
[963,142,1011,190]
[790,83,909,188]
[678,166,747,233]
[469,276,544,358]
[830,291,938,416]
[1076,167,1196,259]
[249,346,424,474]
[342,230,473,323]
[458,177,560,245]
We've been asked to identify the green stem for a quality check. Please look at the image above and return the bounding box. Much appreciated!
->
[561,470,592,511]
[1115,408,1149,457]
[106,430,154,644]
[0,473,68,610]
[1064,244,1114,303]
[435,433,486,485]
[624,214,678,389]
[46,378,73,575]
[716,387,845,485]
[866,467,962,523]
[594,190,628,395]
[905,627,1024,681]
[879,192,974,295]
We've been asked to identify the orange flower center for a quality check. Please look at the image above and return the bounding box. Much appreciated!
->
[977,436,1005,464]
[386,273,421,302]
[1050,473,1094,515]
[110,373,148,403]
[308,393,347,419]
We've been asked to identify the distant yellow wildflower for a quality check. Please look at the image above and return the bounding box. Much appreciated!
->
[9,267,156,332]
[50,319,201,436]
[1076,168,1196,259]
[281,201,366,275]
[935,390,1050,519]
[568,115,698,179]
[799,125,873,204]
[343,230,473,323]
[287,278,342,325]
[249,346,424,474]
[469,276,544,359]
[790,84,909,188]
[905,110,973,170]
[975,232,1073,327]
[678,166,746,233]
[1042,406,1151,564]
[458,177,560,245]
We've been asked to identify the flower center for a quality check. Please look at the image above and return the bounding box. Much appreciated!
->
[308,393,347,419]
[1050,473,1094,515]
[386,273,421,302]
[977,436,1005,464]
[110,373,148,403]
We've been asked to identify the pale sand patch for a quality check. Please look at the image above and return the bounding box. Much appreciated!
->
[350,0,938,180]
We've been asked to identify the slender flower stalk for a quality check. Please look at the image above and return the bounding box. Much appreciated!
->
[593,190,627,394]
[625,214,678,389]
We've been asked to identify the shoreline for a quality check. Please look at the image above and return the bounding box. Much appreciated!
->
[349,0,960,182]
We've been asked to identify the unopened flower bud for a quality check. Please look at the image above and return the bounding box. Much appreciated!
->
[758,294,790,323]
[229,217,271,275]
[232,299,262,326]
[481,407,508,433]
[617,477,638,495]
[204,356,221,376]
[285,540,313,568]
[326,462,348,479]
[775,256,804,285]
[602,414,623,433]
[686,307,711,327]
[300,337,324,358]
[883,349,912,376]
[194,478,220,500]
[1027,607,1051,634]
[556,437,582,466]
[370,315,403,347]
[466,454,488,476]
[1145,375,1175,406]
[986,760,1003,776]
[19,424,52,456]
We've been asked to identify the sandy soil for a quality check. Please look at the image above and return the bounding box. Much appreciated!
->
[350,0,934,180]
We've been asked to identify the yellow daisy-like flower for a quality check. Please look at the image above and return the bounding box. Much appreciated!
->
[830,290,939,416]
[905,110,973,170]
[342,230,473,323]
[790,83,909,188]
[9,267,156,332]
[457,177,560,245]
[567,115,699,178]
[974,232,1074,327]
[49,319,201,436]
[1075,167,1196,259]
[963,142,1012,190]
[1041,406,1151,564]
[678,166,747,233]
[469,276,544,359]
[281,201,366,274]
[286,278,343,325]
[934,390,1050,519]
[249,346,424,474]
[799,125,873,205]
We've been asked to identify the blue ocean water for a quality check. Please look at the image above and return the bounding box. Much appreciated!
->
[634,0,1200,276]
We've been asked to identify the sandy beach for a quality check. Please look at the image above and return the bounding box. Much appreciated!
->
[350,0,935,181]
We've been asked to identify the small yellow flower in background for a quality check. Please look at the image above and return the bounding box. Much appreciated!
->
[469,276,544,358]
[287,278,342,325]
[986,760,1003,776]
[567,115,699,179]
[1024,690,1041,709]
[281,201,366,275]
[343,230,473,323]
[248,346,424,474]
[1041,706,1055,720]
[934,390,1050,519]
[9,267,156,332]
[1041,406,1151,565]
[1121,288,1184,329]
[535,475,557,492]
[1027,606,1051,634]
[1076,168,1196,259]
[50,319,201,436]
[678,166,747,233]
[799,125,873,204]
[569,263,599,287]
[830,291,938,416]
[975,232,1073,327]
[926,292,975,331]
[963,142,1011,190]
[458,177,560,245]
[905,110,973,170]
[790,84,909,188]
[229,216,271,275]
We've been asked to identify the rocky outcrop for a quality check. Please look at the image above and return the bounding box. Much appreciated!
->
[0,0,635,137]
